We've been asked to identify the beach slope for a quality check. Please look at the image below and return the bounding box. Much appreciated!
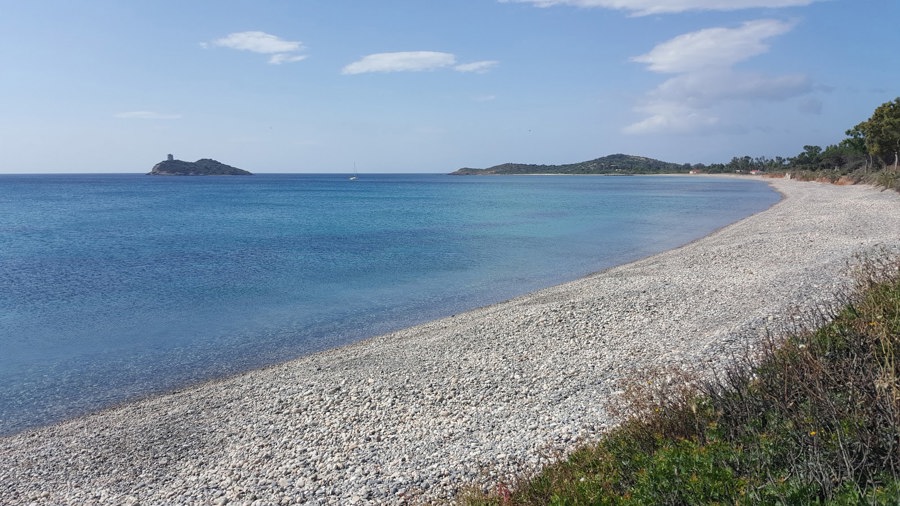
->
[2,179,899,505]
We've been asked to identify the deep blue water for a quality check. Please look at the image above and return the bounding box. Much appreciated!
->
[0,174,780,435]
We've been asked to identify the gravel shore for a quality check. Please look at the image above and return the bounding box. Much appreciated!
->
[2,178,899,505]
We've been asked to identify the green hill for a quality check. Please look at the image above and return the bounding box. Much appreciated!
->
[450,154,688,175]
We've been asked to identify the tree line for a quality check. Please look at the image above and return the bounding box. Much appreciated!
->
[693,98,900,174]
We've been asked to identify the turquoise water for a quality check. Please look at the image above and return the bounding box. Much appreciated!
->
[0,174,779,435]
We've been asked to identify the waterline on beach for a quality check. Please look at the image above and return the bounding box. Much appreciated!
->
[0,174,779,435]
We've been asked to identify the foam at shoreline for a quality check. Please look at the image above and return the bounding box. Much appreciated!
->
[2,178,899,505]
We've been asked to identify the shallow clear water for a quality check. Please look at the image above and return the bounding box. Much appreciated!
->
[0,174,780,434]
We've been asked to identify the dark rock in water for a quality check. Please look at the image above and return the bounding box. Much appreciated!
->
[148,157,252,176]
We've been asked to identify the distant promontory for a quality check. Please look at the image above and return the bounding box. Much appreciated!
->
[148,155,252,176]
[450,154,689,175]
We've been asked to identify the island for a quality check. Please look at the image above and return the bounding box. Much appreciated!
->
[147,155,252,176]
[450,153,689,175]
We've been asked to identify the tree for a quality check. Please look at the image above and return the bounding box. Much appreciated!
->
[791,145,824,169]
[819,143,867,171]
[854,98,900,169]
[842,125,867,154]
[839,125,872,170]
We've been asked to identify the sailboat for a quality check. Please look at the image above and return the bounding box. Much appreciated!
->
[349,162,358,181]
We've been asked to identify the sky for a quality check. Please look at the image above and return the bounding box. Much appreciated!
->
[1,0,898,174]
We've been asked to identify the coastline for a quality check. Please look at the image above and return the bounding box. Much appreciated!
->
[3,179,899,505]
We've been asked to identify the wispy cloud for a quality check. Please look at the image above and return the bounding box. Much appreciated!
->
[624,102,723,135]
[630,20,794,73]
[625,20,811,135]
[455,60,500,73]
[268,53,308,65]
[205,31,307,65]
[114,111,182,120]
[499,0,821,16]
[342,52,499,75]
[797,97,823,115]
[651,70,811,105]
[342,51,456,74]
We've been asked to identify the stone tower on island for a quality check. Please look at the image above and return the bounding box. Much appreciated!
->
[167,154,174,161]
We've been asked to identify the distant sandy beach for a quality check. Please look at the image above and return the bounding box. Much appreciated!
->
[2,178,899,505]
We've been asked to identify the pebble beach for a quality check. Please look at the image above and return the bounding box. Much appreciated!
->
[2,178,899,505]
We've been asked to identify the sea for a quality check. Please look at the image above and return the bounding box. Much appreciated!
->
[0,173,780,435]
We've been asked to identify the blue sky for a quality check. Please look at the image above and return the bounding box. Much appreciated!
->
[1,0,897,173]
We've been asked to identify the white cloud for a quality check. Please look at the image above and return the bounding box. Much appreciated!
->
[210,31,302,54]
[114,111,182,120]
[623,102,721,135]
[342,51,457,74]
[631,20,794,73]
[268,53,309,65]
[207,31,307,64]
[455,60,500,73]
[625,20,811,135]
[341,53,498,75]
[499,0,820,15]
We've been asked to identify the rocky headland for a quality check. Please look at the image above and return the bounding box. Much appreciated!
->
[148,157,252,176]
